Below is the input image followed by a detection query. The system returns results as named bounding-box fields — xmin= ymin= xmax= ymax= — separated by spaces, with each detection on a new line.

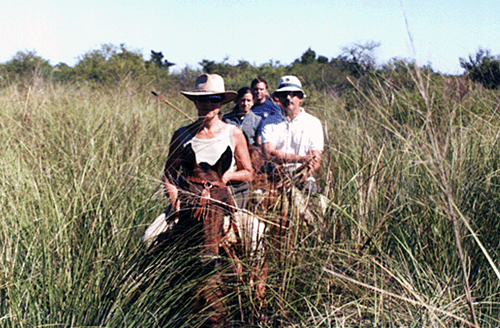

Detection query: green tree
xmin=0 ymin=50 xmax=52 ymax=83
xmin=199 ymin=59 xmax=217 ymax=74
xmin=73 ymin=43 xmax=118 ymax=84
xmin=52 ymin=62 xmax=75 ymax=82
xmin=300 ymin=48 xmax=317 ymax=65
xmin=317 ymin=55 xmax=329 ymax=64
xmin=341 ymin=41 xmax=380 ymax=71
xmin=460 ymin=48 xmax=500 ymax=89
xmin=149 ymin=50 xmax=175 ymax=71
xmin=73 ymin=43 xmax=149 ymax=86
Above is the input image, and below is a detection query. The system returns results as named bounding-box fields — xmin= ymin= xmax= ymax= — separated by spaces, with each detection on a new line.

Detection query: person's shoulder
xmin=229 ymin=122 xmax=246 ymax=139
xmin=222 ymin=109 xmax=237 ymax=120
xmin=245 ymin=110 xmax=261 ymax=123
xmin=172 ymin=125 xmax=188 ymax=136
xmin=260 ymin=118 xmax=280 ymax=129
xmin=300 ymin=108 xmax=322 ymax=123
xmin=169 ymin=125 xmax=192 ymax=149
xmin=253 ymin=99 xmax=280 ymax=111
xmin=251 ymin=102 xmax=265 ymax=113
xmin=174 ymin=123 xmax=199 ymax=140
xmin=259 ymin=99 xmax=281 ymax=114
xmin=224 ymin=121 xmax=237 ymax=131
xmin=265 ymin=99 xmax=281 ymax=109
xmin=261 ymin=117 xmax=284 ymax=133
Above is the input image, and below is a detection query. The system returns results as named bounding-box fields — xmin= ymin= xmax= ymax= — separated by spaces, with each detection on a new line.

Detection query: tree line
xmin=1 ymin=42 xmax=500 ymax=92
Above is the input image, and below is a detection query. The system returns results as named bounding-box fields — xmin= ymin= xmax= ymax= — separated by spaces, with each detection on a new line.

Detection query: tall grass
xmin=1 ymin=71 xmax=500 ymax=327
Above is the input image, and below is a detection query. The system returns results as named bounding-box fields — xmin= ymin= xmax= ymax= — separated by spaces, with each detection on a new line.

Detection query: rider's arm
xmin=262 ymin=142 xmax=315 ymax=165
xmin=163 ymin=132 xmax=183 ymax=212
xmin=221 ymin=127 xmax=254 ymax=184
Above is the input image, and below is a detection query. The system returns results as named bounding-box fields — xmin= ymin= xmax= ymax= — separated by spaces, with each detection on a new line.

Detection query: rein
xmin=186 ymin=175 xmax=242 ymax=279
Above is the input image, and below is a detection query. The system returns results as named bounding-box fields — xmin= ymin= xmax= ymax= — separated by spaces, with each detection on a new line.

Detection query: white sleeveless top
xmin=182 ymin=124 xmax=236 ymax=171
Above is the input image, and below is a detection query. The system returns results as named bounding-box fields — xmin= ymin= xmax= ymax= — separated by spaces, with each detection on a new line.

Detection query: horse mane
xmin=248 ymin=144 xmax=265 ymax=175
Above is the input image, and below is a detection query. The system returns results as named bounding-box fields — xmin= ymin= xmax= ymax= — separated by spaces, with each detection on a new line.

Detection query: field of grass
xmin=1 ymin=70 xmax=500 ymax=327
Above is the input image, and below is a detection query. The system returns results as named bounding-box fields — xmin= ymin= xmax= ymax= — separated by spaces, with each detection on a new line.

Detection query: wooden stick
xmin=151 ymin=91 xmax=195 ymax=122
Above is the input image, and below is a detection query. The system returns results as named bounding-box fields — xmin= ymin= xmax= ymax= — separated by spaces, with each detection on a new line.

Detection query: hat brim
xmin=181 ymin=91 xmax=237 ymax=105
xmin=275 ymin=86 xmax=306 ymax=98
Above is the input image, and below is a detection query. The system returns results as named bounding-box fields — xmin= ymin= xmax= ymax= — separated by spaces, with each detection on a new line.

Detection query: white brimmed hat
xmin=275 ymin=75 xmax=306 ymax=97
xmin=181 ymin=73 xmax=237 ymax=105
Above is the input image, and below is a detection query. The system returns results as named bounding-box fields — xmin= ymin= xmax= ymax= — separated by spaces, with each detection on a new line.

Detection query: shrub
xmin=460 ymin=48 xmax=500 ymax=89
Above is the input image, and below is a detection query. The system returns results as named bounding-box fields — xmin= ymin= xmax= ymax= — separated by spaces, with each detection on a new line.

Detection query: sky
xmin=1 ymin=0 xmax=499 ymax=75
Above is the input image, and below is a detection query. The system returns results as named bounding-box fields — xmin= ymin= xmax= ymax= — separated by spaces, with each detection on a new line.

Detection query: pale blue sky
xmin=2 ymin=0 xmax=499 ymax=75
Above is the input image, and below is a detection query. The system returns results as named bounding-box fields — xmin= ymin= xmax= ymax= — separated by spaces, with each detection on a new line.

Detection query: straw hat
xmin=181 ymin=74 xmax=237 ymax=105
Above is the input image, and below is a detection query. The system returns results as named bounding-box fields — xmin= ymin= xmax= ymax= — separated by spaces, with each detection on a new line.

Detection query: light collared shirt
xmin=261 ymin=107 xmax=323 ymax=171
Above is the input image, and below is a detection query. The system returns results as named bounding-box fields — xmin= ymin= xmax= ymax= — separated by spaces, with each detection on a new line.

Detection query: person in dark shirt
xmin=222 ymin=86 xmax=262 ymax=208
xmin=251 ymin=78 xmax=284 ymax=142
xmin=222 ymin=87 xmax=262 ymax=146
xmin=251 ymin=78 xmax=283 ymax=121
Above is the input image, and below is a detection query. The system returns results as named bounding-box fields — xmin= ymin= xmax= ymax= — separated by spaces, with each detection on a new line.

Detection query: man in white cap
xmin=261 ymin=75 xmax=323 ymax=192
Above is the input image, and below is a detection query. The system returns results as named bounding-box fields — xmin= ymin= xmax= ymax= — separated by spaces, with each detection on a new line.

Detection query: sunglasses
xmin=275 ymin=91 xmax=303 ymax=99
xmin=196 ymin=95 xmax=224 ymax=104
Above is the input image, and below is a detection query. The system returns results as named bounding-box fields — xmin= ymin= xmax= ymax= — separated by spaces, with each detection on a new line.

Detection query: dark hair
xmin=233 ymin=87 xmax=254 ymax=111
xmin=235 ymin=87 xmax=253 ymax=102
xmin=251 ymin=78 xmax=268 ymax=90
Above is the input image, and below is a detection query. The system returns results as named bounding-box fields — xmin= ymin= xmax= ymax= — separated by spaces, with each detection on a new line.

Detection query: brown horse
xmin=153 ymin=143 xmax=241 ymax=328
xmin=248 ymin=151 xmax=329 ymax=319
xmin=246 ymin=145 xmax=322 ymax=320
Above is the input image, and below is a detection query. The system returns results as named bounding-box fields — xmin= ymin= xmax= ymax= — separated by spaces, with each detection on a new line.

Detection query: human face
xmin=238 ymin=92 xmax=254 ymax=114
xmin=196 ymin=95 xmax=224 ymax=104
xmin=252 ymin=82 xmax=268 ymax=104
xmin=276 ymin=91 xmax=303 ymax=117
xmin=194 ymin=96 xmax=222 ymax=119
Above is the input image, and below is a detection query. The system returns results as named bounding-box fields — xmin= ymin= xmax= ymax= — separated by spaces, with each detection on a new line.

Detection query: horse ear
xmin=211 ymin=146 xmax=233 ymax=178
xmin=182 ymin=143 xmax=196 ymax=172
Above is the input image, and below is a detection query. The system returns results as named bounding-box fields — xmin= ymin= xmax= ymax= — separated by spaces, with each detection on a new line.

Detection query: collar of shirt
xmin=285 ymin=107 xmax=304 ymax=123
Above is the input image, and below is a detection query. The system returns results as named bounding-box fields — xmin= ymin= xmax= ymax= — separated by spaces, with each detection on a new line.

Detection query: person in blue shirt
xmin=251 ymin=78 xmax=283 ymax=121
xmin=222 ymin=86 xmax=262 ymax=208
xmin=251 ymin=78 xmax=284 ymax=143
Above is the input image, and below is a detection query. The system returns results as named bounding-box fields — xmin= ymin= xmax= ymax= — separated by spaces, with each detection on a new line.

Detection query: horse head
xmin=181 ymin=143 xmax=232 ymax=181
xmin=180 ymin=143 xmax=235 ymax=259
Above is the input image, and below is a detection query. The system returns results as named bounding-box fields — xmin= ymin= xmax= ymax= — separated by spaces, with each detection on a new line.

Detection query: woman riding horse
xmin=143 ymin=74 xmax=253 ymax=327
xmin=166 ymin=74 xmax=253 ymax=216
